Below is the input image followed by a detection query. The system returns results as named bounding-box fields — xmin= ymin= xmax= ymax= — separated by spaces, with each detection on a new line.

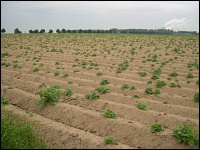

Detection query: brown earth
xmin=1 ymin=33 xmax=199 ymax=149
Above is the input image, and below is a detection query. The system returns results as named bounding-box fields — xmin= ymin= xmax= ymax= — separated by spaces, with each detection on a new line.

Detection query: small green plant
xmin=138 ymin=72 xmax=147 ymax=77
xmin=169 ymin=72 xmax=178 ymax=77
xmin=1 ymin=97 xmax=9 ymax=105
xmin=137 ymin=102 xmax=149 ymax=110
xmin=33 ymin=68 xmax=39 ymax=72
xmin=38 ymin=83 xmax=46 ymax=88
xmin=36 ymin=86 xmax=62 ymax=107
xmin=194 ymin=92 xmax=199 ymax=102
xmin=85 ymin=92 xmax=100 ymax=100
xmin=156 ymin=80 xmax=166 ymax=88
xmin=102 ymin=110 xmax=117 ymax=118
xmin=154 ymin=89 xmax=161 ymax=96
xmin=63 ymin=73 xmax=69 ymax=78
xmin=96 ymin=72 xmax=103 ymax=76
xmin=104 ymin=136 xmax=117 ymax=144
xmin=73 ymin=69 xmax=79 ymax=72
xmin=169 ymin=83 xmax=177 ymax=87
xmin=121 ymin=84 xmax=129 ymax=90
xmin=63 ymin=88 xmax=73 ymax=96
xmin=55 ymin=61 xmax=60 ymax=65
xmin=100 ymin=79 xmax=109 ymax=85
xmin=151 ymin=74 xmax=159 ymax=80
xmin=163 ymin=100 xmax=169 ymax=104
xmin=68 ymin=81 xmax=73 ymax=84
xmin=96 ymin=86 xmax=110 ymax=94
xmin=172 ymin=125 xmax=199 ymax=147
xmin=151 ymin=123 xmax=165 ymax=133
xmin=145 ymin=87 xmax=154 ymax=94
xmin=186 ymin=74 xmax=194 ymax=78
xmin=130 ymin=86 xmax=136 ymax=90
xmin=133 ymin=95 xmax=140 ymax=98
xmin=82 ymin=60 xmax=87 ymax=65
xmin=147 ymin=80 xmax=152 ymax=84
xmin=54 ymin=71 xmax=60 ymax=76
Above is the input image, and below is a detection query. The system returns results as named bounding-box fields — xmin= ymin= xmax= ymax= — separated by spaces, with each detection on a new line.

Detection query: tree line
xmin=1 ymin=28 xmax=199 ymax=35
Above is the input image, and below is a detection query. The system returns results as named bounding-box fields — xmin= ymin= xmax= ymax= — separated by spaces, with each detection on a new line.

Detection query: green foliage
xmin=151 ymin=123 xmax=165 ymax=133
xmin=38 ymin=83 xmax=46 ymax=88
xmin=102 ymin=110 xmax=117 ymax=118
xmin=63 ymin=88 xmax=73 ymax=96
xmin=138 ymin=72 xmax=147 ymax=77
xmin=33 ymin=68 xmax=39 ymax=72
xmin=187 ymin=61 xmax=199 ymax=70
xmin=186 ymin=74 xmax=194 ymax=78
xmin=133 ymin=95 xmax=140 ymax=98
xmin=145 ymin=87 xmax=154 ymax=94
xmin=36 ymin=86 xmax=62 ymax=107
xmin=55 ymin=61 xmax=60 ymax=65
xmin=194 ymin=92 xmax=199 ymax=102
xmin=169 ymin=71 xmax=178 ymax=77
xmin=1 ymin=109 xmax=47 ymax=149
xmin=117 ymin=60 xmax=129 ymax=73
xmin=172 ymin=125 xmax=199 ymax=147
xmin=151 ymin=74 xmax=159 ymax=80
xmin=63 ymin=73 xmax=69 ymax=78
xmin=153 ymin=68 xmax=161 ymax=75
xmin=96 ymin=86 xmax=110 ymax=94
xmin=137 ymin=102 xmax=149 ymax=110
xmin=82 ymin=60 xmax=87 ymax=65
xmin=1 ymin=52 xmax=11 ymax=58
xmin=1 ymin=97 xmax=9 ymax=105
xmin=130 ymin=86 xmax=136 ymax=90
xmin=85 ymin=92 xmax=100 ymax=100
xmin=130 ymin=48 xmax=136 ymax=55
xmin=121 ymin=84 xmax=129 ymax=90
xmin=163 ymin=100 xmax=169 ymax=104
xmin=154 ymin=89 xmax=161 ymax=96
xmin=104 ymin=136 xmax=117 ymax=144
xmin=96 ymin=72 xmax=103 ymax=76
xmin=147 ymin=80 xmax=152 ymax=84
xmin=156 ymin=80 xmax=166 ymax=88
xmin=1 ymin=61 xmax=11 ymax=67
xmin=100 ymin=79 xmax=109 ymax=85
xmin=54 ymin=71 xmax=60 ymax=76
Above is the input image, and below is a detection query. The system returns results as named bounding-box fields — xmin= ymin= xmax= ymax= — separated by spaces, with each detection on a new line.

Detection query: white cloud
xmin=164 ymin=18 xmax=191 ymax=31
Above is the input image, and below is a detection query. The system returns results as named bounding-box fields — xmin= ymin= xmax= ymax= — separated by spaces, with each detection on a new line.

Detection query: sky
xmin=1 ymin=1 xmax=199 ymax=33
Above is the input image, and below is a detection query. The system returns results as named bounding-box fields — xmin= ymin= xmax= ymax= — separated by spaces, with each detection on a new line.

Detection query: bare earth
xmin=1 ymin=33 xmax=199 ymax=149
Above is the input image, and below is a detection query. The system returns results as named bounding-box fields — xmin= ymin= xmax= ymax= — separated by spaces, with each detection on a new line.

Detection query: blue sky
xmin=1 ymin=1 xmax=199 ymax=33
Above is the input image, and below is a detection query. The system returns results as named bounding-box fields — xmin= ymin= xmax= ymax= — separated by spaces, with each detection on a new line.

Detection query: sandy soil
xmin=1 ymin=33 xmax=199 ymax=149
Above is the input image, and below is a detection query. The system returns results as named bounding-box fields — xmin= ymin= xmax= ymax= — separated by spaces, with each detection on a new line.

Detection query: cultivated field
xmin=1 ymin=33 xmax=199 ymax=148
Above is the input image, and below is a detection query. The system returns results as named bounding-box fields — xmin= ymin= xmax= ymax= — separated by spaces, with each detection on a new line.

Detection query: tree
xmin=72 ymin=30 xmax=77 ymax=33
xmin=39 ymin=29 xmax=45 ymax=33
xmin=29 ymin=30 xmax=33 ymax=33
xmin=1 ymin=28 xmax=6 ymax=33
xmin=33 ymin=29 xmax=39 ymax=33
xmin=56 ymin=29 xmax=61 ymax=33
xmin=78 ymin=29 xmax=83 ymax=33
xmin=48 ymin=29 xmax=53 ymax=33
xmin=14 ymin=28 xmax=22 ymax=34
xmin=61 ymin=29 xmax=66 ymax=33
xmin=67 ymin=29 xmax=71 ymax=33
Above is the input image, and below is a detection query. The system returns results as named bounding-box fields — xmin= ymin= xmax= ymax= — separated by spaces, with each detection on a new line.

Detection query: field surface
xmin=1 ymin=33 xmax=199 ymax=149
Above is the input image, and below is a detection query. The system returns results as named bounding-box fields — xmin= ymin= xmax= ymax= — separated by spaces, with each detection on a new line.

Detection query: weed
xmin=147 ymin=80 xmax=152 ymax=84
xmin=38 ymin=83 xmax=46 ymax=88
xmin=130 ymin=86 xmax=136 ymax=90
xmin=151 ymin=74 xmax=159 ymax=80
xmin=63 ymin=88 xmax=73 ymax=96
xmin=100 ymin=80 xmax=109 ymax=85
xmin=151 ymin=123 xmax=165 ymax=133
xmin=102 ymin=110 xmax=117 ymax=118
xmin=85 ymin=92 xmax=100 ymax=100
xmin=54 ymin=71 xmax=60 ymax=76
xmin=138 ymin=72 xmax=147 ymax=77
xmin=33 ymin=68 xmax=39 ymax=72
xmin=170 ymin=83 xmax=177 ymax=87
xmin=96 ymin=72 xmax=103 ymax=76
xmin=133 ymin=95 xmax=140 ymax=98
xmin=36 ymin=86 xmax=62 ymax=107
xmin=96 ymin=86 xmax=110 ymax=94
xmin=194 ymin=92 xmax=199 ymax=102
xmin=156 ymin=80 xmax=166 ymax=88
xmin=63 ymin=73 xmax=69 ymax=78
xmin=172 ymin=125 xmax=199 ymax=147
xmin=1 ymin=97 xmax=9 ymax=105
xmin=121 ymin=84 xmax=129 ymax=90
xmin=145 ymin=87 xmax=154 ymax=94
xmin=55 ymin=61 xmax=60 ymax=65
xmin=163 ymin=100 xmax=169 ymax=104
xmin=68 ymin=81 xmax=73 ymax=84
xmin=187 ymin=74 xmax=194 ymax=78
xmin=154 ymin=89 xmax=161 ymax=96
xmin=169 ymin=72 xmax=178 ymax=77
xmin=137 ymin=102 xmax=149 ymax=110
xmin=104 ymin=136 xmax=117 ymax=144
